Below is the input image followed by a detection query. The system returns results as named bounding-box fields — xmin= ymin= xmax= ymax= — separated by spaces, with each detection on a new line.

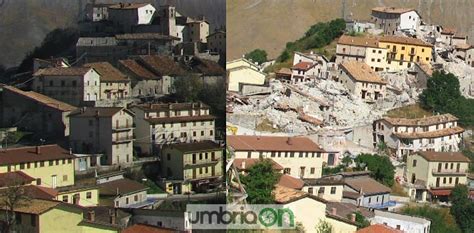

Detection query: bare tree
xmin=0 ymin=176 xmax=31 ymax=233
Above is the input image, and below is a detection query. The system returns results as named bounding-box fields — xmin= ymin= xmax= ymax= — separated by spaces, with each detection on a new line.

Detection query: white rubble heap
xmin=438 ymin=55 xmax=474 ymax=98
xmin=228 ymin=75 xmax=420 ymax=134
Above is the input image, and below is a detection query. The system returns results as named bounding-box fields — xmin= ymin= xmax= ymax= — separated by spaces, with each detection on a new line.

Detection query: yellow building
xmin=160 ymin=141 xmax=223 ymax=194
xmin=226 ymin=58 xmax=266 ymax=92
xmin=56 ymin=185 xmax=100 ymax=207
xmin=0 ymin=145 xmax=75 ymax=188
xmin=406 ymin=151 xmax=470 ymax=202
xmin=0 ymin=198 xmax=120 ymax=233
xmin=378 ymin=36 xmax=433 ymax=72
xmin=274 ymin=185 xmax=358 ymax=233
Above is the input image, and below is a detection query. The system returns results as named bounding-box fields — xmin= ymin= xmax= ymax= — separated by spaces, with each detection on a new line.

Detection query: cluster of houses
xmin=225 ymin=5 xmax=473 ymax=233
xmin=0 ymin=1 xmax=226 ymax=232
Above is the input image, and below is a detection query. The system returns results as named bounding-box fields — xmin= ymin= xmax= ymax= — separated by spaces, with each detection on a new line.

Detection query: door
xmin=52 ymin=175 xmax=57 ymax=188
xmin=328 ymin=154 xmax=335 ymax=166
xmin=79 ymin=158 xmax=87 ymax=171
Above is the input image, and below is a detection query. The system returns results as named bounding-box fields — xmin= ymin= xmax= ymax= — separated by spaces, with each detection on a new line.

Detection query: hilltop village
xmin=227 ymin=6 xmax=474 ymax=233
xmin=0 ymin=1 xmax=225 ymax=232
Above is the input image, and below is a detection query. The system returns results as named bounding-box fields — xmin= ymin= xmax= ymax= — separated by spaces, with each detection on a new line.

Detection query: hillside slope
xmin=227 ymin=0 xmax=474 ymax=60
xmin=0 ymin=0 xmax=225 ymax=68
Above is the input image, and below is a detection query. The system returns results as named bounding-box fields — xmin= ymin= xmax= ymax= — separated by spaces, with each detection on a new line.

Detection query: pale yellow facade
xmin=378 ymin=41 xmax=432 ymax=72
xmin=100 ymin=81 xmax=131 ymax=100
xmin=302 ymin=184 xmax=344 ymax=202
xmin=57 ymin=187 xmax=100 ymax=207
xmin=406 ymin=153 xmax=469 ymax=189
xmin=227 ymin=66 xmax=266 ymax=92
xmin=0 ymin=159 xmax=75 ymax=188
xmin=364 ymin=47 xmax=388 ymax=71
xmin=283 ymin=197 xmax=357 ymax=233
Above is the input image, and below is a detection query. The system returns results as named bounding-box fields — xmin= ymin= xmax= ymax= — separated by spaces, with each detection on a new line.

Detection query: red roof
xmin=227 ymin=135 xmax=325 ymax=152
xmin=233 ymin=158 xmax=283 ymax=171
xmin=356 ymin=224 xmax=403 ymax=233
xmin=0 ymin=171 xmax=35 ymax=187
xmin=278 ymin=174 xmax=305 ymax=190
xmin=23 ymin=185 xmax=58 ymax=200
xmin=291 ymin=62 xmax=316 ymax=71
xmin=0 ymin=144 xmax=75 ymax=165
xmin=122 ymin=224 xmax=180 ymax=233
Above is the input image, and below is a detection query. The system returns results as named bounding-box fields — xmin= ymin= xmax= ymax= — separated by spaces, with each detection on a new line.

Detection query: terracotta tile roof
xmin=278 ymin=174 xmax=305 ymax=190
xmin=98 ymin=178 xmax=148 ymax=196
xmin=115 ymin=33 xmax=179 ymax=41
xmin=356 ymin=224 xmax=403 ymax=233
xmin=273 ymin=184 xmax=326 ymax=204
xmin=145 ymin=115 xmax=216 ymax=124
xmin=69 ymin=107 xmax=130 ymax=118
xmin=341 ymin=61 xmax=387 ymax=84
xmin=379 ymin=36 xmax=432 ymax=47
xmin=343 ymin=191 xmax=361 ymax=199
xmin=163 ymin=141 xmax=222 ymax=153
xmin=188 ymin=58 xmax=225 ymax=76
xmin=417 ymin=151 xmax=470 ymax=162
xmin=393 ymin=126 xmax=464 ymax=139
xmin=109 ymin=3 xmax=150 ymax=9
xmin=372 ymin=7 xmax=414 ymax=14
xmin=135 ymin=102 xmax=210 ymax=112
xmin=0 ymin=171 xmax=35 ymax=187
xmin=1 ymin=85 xmax=76 ymax=111
xmin=344 ymin=177 xmax=391 ymax=195
xmin=276 ymin=68 xmax=292 ymax=75
xmin=291 ymin=62 xmax=316 ymax=71
xmin=84 ymin=206 xmax=131 ymax=226
xmin=122 ymin=224 xmax=180 ymax=233
xmin=0 ymin=198 xmax=61 ymax=215
xmin=118 ymin=59 xmax=157 ymax=80
xmin=326 ymin=202 xmax=374 ymax=219
xmin=455 ymin=43 xmax=471 ymax=50
xmin=227 ymin=135 xmax=325 ymax=152
xmin=233 ymin=158 xmax=284 ymax=171
xmin=0 ymin=144 xmax=75 ymax=165
xmin=441 ymin=27 xmax=457 ymax=35
xmin=381 ymin=113 xmax=458 ymax=126
xmin=337 ymin=35 xmax=379 ymax=48
xmin=33 ymin=67 xmax=92 ymax=76
xmin=22 ymin=185 xmax=58 ymax=200
xmin=139 ymin=55 xmax=187 ymax=76
xmin=83 ymin=62 xmax=129 ymax=82
xmin=303 ymin=177 xmax=345 ymax=186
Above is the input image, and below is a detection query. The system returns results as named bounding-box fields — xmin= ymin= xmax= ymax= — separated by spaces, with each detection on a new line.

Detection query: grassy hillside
xmin=227 ymin=0 xmax=474 ymax=60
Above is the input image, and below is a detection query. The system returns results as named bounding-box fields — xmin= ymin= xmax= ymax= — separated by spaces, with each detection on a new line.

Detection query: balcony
xmin=431 ymin=168 xmax=468 ymax=176
xmin=112 ymin=136 xmax=134 ymax=144
xmin=184 ymin=159 xmax=220 ymax=169
xmin=112 ymin=124 xmax=135 ymax=132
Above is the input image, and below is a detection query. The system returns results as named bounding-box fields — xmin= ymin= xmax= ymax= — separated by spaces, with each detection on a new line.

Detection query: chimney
xmin=350 ymin=213 xmax=356 ymax=222
xmin=88 ymin=210 xmax=95 ymax=222
xmin=109 ymin=209 xmax=116 ymax=225
xmin=331 ymin=207 xmax=337 ymax=215
xmin=36 ymin=146 xmax=41 ymax=154
xmin=242 ymin=161 xmax=246 ymax=170
xmin=287 ymin=137 xmax=292 ymax=145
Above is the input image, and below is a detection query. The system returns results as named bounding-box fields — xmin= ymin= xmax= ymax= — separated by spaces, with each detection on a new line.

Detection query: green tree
xmin=352 ymin=211 xmax=370 ymax=228
xmin=419 ymin=71 xmax=474 ymax=126
xmin=341 ymin=156 xmax=353 ymax=167
xmin=450 ymin=185 xmax=474 ymax=233
xmin=315 ymin=219 xmax=332 ymax=233
xmin=354 ymin=154 xmax=395 ymax=187
xmin=402 ymin=205 xmax=462 ymax=233
xmin=245 ymin=49 xmax=268 ymax=65
xmin=240 ymin=159 xmax=280 ymax=204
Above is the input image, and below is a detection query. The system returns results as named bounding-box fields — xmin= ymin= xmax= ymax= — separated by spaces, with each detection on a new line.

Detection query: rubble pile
xmin=438 ymin=56 xmax=474 ymax=98
xmin=230 ymin=78 xmax=405 ymax=134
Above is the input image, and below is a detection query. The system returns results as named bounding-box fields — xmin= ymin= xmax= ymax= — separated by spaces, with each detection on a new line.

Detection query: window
xmin=86 ymin=192 xmax=92 ymax=199
xmin=412 ymin=159 xmax=417 ymax=167
xmin=36 ymin=178 xmax=41 ymax=185
xmin=310 ymin=167 xmax=315 ymax=174
xmin=68 ymin=159 xmax=72 ymax=164
xmin=134 ymin=195 xmax=138 ymax=202
xmin=31 ymin=215 xmax=36 ymax=227
xmin=283 ymin=168 xmax=291 ymax=174
xmin=308 ymin=188 xmax=314 ymax=194
xmin=210 ymin=130 xmax=213 ymax=136
xmin=63 ymin=175 xmax=68 ymax=182
xmin=61 ymin=80 xmax=65 ymax=87
xmin=40 ymin=161 xmax=45 ymax=167
xmin=330 ymin=187 xmax=336 ymax=194
xmin=62 ymin=195 xmax=68 ymax=202
xmin=126 ymin=197 xmax=129 ymax=205
xmin=49 ymin=160 xmax=53 ymax=166
xmin=19 ymin=163 xmax=25 ymax=170
xmin=201 ymin=131 xmax=204 ymax=136
xmin=181 ymin=122 xmax=186 ymax=127
xmin=16 ymin=213 xmax=22 ymax=224
xmin=167 ymin=154 xmax=171 ymax=161
xmin=318 ymin=187 xmax=325 ymax=194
